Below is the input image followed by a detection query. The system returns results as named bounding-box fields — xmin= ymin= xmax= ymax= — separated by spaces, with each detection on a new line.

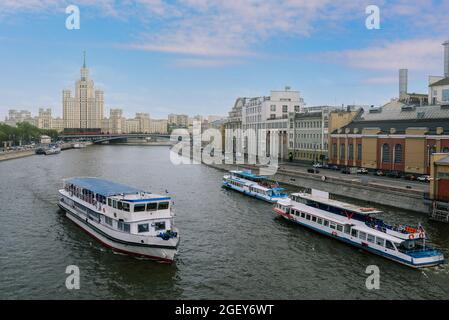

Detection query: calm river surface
xmin=1 ymin=145 xmax=449 ymax=299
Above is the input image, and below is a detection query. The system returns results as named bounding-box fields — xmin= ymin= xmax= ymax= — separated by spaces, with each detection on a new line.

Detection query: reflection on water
xmin=0 ymin=145 xmax=448 ymax=299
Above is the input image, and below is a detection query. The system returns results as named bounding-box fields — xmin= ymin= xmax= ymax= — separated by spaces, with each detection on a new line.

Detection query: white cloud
xmin=325 ymin=38 xmax=444 ymax=72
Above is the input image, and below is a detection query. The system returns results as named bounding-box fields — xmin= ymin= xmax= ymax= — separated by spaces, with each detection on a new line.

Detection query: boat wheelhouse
xmin=58 ymin=177 xmax=179 ymax=263
xmin=274 ymin=196 xmax=444 ymax=268
xmin=222 ymin=170 xmax=288 ymax=203
xmin=291 ymin=189 xmax=427 ymax=241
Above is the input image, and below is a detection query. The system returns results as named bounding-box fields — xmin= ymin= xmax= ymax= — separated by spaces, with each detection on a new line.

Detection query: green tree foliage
xmin=0 ymin=122 xmax=58 ymax=145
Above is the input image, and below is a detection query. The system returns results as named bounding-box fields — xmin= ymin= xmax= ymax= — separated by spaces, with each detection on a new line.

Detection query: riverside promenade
xmin=206 ymin=162 xmax=430 ymax=214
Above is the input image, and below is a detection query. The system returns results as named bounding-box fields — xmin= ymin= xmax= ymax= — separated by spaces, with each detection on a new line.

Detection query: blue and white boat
xmin=274 ymin=190 xmax=445 ymax=268
xmin=222 ymin=170 xmax=288 ymax=203
xmin=58 ymin=177 xmax=179 ymax=263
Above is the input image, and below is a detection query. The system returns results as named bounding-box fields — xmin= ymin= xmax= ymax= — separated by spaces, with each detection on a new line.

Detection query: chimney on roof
xmin=443 ymin=40 xmax=449 ymax=78
xmin=399 ymin=69 xmax=408 ymax=99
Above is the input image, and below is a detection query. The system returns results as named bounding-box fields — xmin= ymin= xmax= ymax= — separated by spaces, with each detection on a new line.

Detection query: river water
xmin=1 ymin=145 xmax=449 ymax=299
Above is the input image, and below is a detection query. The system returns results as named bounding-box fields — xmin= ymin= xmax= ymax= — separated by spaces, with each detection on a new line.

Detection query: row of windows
xmin=107 ymin=198 xmax=169 ymax=213
xmin=137 ymin=221 xmax=165 ymax=233
xmin=286 ymin=207 xmax=396 ymax=250
xmin=333 ymin=143 xmax=363 ymax=161
xmin=227 ymin=179 xmax=244 ymax=188
xmin=294 ymin=120 xmax=322 ymax=129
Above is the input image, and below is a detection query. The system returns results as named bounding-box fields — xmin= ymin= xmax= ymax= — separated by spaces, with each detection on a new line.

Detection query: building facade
xmin=63 ymin=54 xmax=104 ymax=129
xmin=241 ymin=88 xmax=305 ymax=159
xmin=329 ymin=101 xmax=449 ymax=174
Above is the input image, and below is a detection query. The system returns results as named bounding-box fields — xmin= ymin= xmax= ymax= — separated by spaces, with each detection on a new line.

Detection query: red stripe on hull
xmin=67 ymin=213 xmax=174 ymax=264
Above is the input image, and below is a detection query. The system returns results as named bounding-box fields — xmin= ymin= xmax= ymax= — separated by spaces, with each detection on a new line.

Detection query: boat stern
xmin=408 ymin=249 xmax=445 ymax=268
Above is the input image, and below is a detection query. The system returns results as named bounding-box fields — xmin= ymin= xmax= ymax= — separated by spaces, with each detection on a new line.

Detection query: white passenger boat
xmin=45 ymin=145 xmax=61 ymax=155
xmin=73 ymin=143 xmax=86 ymax=149
xmin=222 ymin=170 xmax=288 ymax=203
xmin=58 ymin=177 xmax=179 ymax=263
xmin=274 ymin=190 xmax=445 ymax=268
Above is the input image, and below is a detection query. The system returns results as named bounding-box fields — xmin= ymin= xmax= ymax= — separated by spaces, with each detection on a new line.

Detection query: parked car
xmin=404 ymin=174 xmax=417 ymax=181
xmin=307 ymin=168 xmax=320 ymax=174
xmin=417 ymin=175 xmax=431 ymax=183
xmin=357 ymin=168 xmax=369 ymax=174
xmin=374 ymin=170 xmax=385 ymax=176
xmin=313 ymin=163 xmax=323 ymax=168
xmin=341 ymin=167 xmax=351 ymax=174
xmin=386 ymin=171 xmax=402 ymax=178
xmin=330 ymin=165 xmax=339 ymax=171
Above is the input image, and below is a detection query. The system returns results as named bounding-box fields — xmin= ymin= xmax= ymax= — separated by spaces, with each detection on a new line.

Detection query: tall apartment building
xmin=149 ymin=119 xmax=168 ymax=134
xmin=37 ymin=108 xmax=52 ymax=129
xmin=63 ymin=53 xmax=104 ymax=129
xmin=168 ymin=114 xmax=188 ymax=127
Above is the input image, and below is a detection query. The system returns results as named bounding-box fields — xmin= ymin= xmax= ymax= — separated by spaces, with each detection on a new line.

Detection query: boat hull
xmin=275 ymin=208 xmax=444 ymax=268
xmin=58 ymin=201 xmax=177 ymax=263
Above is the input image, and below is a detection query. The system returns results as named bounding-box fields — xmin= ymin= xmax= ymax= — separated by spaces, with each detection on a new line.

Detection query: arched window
xmin=382 ymin=144 xmax=390 ymax=163
xmin=394 ymin=144 xmax=403 ymax=163
xmin=340 ymin=144 xmax=345 ymax=160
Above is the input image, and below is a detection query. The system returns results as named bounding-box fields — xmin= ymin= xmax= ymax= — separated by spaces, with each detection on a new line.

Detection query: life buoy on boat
xmin=409 ymin=234 xmax=415 ymax=240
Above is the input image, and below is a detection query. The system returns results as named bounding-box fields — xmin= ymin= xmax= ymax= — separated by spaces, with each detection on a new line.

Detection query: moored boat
xmin=45 ymin=144 xmax=61 ymax=155
xmin=222 ymin=170 xmax=288 ymax=203
xmin=274 ymin=190 xmax=445 ymax=268
xmin=58 ymin=177 xmax=179 ymax=263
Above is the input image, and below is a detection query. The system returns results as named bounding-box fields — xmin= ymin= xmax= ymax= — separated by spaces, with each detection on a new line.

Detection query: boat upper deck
xmin=230 ymin=170 xmax=267 ymax=181
xmin=291 ymin=191 xmax=383 ymax=215
xmin=64 ymin=177 xmax=170 ymax=202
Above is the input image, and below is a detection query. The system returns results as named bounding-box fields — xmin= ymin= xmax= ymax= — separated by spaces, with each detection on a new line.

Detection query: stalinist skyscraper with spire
xmin=63 ymin=52 xmax=104 ymax=129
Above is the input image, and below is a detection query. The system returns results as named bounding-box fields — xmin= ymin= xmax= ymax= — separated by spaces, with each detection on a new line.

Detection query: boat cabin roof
xmin=230 ymin=170 xmax=266 ymax=181
xmin=64 ymin=177 xmax=169 ymax=202
xmin=291 ymin=192 xmax=383 ymax=215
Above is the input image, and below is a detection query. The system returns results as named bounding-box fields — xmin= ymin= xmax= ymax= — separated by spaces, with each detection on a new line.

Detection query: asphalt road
xmin=278 ymin=161 xmax=429 ymax=193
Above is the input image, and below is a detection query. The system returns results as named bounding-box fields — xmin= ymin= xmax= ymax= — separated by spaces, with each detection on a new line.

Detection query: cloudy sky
xmin=0 ymin=0 xmax=448 ymax=119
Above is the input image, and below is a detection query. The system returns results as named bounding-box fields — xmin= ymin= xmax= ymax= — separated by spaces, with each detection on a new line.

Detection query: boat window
xmin=117 ymin=221 xmax=130 ymax=233
xmin=306 ymin=214 xmax=311 ymax=220
xmin=108 ymin=198 xmax=112 ymax=206
xmin=158 ymin=202 xmax=169 ymax=210
xmin=117 ymin=202 xmax=123 ymax=210
xmin=386 ymin=240 xmax=395 ymax=250
xmin=336 ymin=224 xmax=343 ymax=232
xmin=351 ymin=229 xmax=358 ymax=237
xmin=113 ymin=200 xmax=117 ymax=209
xmin=154 ymin=221 xmax=166 ymax=231
xmin=344 ymin=225 xmax=351 ymax=234
xmin=134 ymin=204 xmax=146 ymax=212
xmin=301 ymin=212 xmax=305 ymax=218
xmin=147 ymin=202 xmax=157 ymax=211
xmin=138 ymin=223 xmax=149 ymax=233
xmin=376 ymin=237 xmax=385 ymax=247
xmin=323 ymin=220 xmax=329 ymax=227
xmin=105 ymin=216 xmax=113 ymax=226
xmin=317 ymin=218 xmax=323 ymax=225
xmin=367 ymin=234 xmax=375 ymax=243
xmin=311 ymin=216 xmax=317 ymax=223
xmin=330 ymin=222 xmax=336 ymax=229
xmin=359 ymin=231 xmax=367 ymax=241
xmin=122 ymin=202 xmax=130 ymax=212
xmin=124 ymin=223 xmax=130 ymax=233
